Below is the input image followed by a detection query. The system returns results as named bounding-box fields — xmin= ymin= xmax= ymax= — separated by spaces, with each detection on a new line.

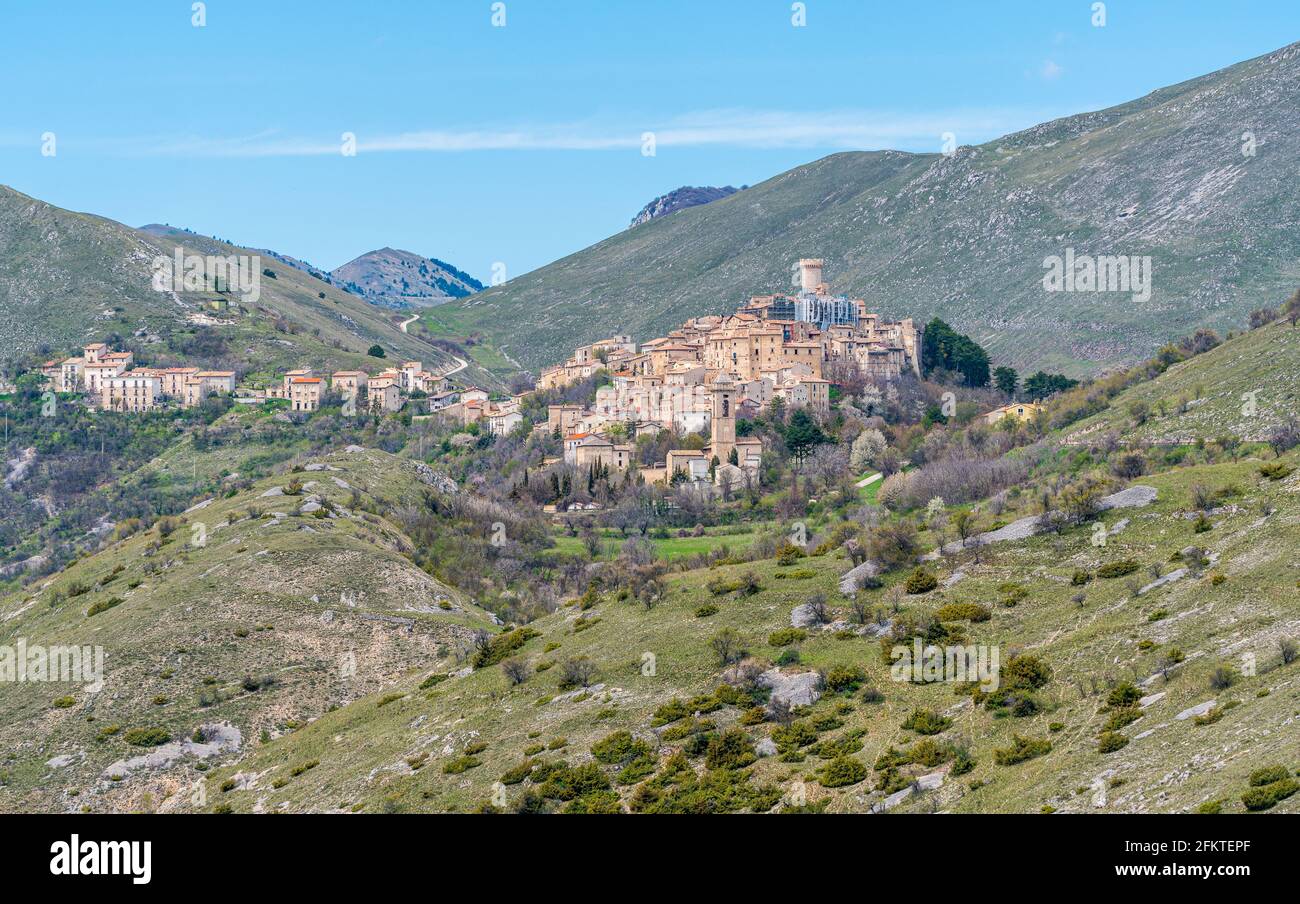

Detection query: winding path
xmin=399 ymin=313 xmax=420 ymax=333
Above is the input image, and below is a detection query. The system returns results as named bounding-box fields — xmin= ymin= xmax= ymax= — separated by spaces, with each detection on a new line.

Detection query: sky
xmin=2 ymin=1 xmax=1298 ymax=281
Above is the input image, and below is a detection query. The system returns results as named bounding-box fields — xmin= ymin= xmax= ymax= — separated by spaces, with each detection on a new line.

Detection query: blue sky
xmin=3 ymin=1 xmax=1297 ymax=280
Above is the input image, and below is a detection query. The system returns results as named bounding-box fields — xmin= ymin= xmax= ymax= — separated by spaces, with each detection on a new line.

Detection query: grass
xmin=0 ymin=447 xmax=497 ymax=811
xmin=192 ymin=447 xmax=1300 ymax=814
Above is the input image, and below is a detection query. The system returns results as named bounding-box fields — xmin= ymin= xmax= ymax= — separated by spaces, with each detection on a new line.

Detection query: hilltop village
xmin=534 ymin=259 xmax=922 ymax=485
xmin=27 ymin=259 xmax=961 ymax=489
xmin=22 ymin=258 xmax=1058 ymax=493
xmin=35 ymin=343 xmax=517 ymax=430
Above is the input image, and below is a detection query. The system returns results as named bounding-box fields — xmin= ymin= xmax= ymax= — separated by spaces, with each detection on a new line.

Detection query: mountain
xmin=331 ymin=248 xmax=483 ymax=309
xmin=430 ymin=42 xmax=1300 ymax=377
xmin=629 ymin=185 xmax=740 ymax=228
xmin=0 ymin=188 xmax=484 ymax=381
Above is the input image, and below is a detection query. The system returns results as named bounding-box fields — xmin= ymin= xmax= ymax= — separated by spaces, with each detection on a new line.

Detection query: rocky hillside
xmin=629 ymin=186 xmax=740 ymax=228
xmin=189 ymin=449 xmax=1300 ymax=814
xmin=0 ymin=189 xmax=462 ymax=377
xmin=0 ymin=447 xmax=498 ymax=813
xmin=332 ymin=248 xmax=483 ymax=309
xmin=432 ymin=42 xmax=1300 ymax=376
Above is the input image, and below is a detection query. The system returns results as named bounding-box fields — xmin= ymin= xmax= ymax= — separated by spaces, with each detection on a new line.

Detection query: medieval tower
xmin=710 ymin=372 xmax=736 ymax=465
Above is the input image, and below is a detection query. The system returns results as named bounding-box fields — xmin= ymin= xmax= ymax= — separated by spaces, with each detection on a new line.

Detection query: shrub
xmin=86 ymin=597 xmax=124 ymax=617
xmin=818 ymin=756 xmax=868 ymax=788
xmin=768 ymin=627 xmax=807 ymax=646
xmin=708 ymin=628 xmax=746 ymax=666
xmin=442 ymin=755 xmax=482 ymax=774
xmin=651 ymin=698 xmax=691 ymax=726
xmin=558 ymin=656 xmax=597 ymax=689
xmin=775 ymin=542 xmax=806 ymax=566
xmin=1209 ymin=665 xmax=1239 ymax=690
xmin=694 ymin=604 xmax=719 ymax=618
xmin=823 ymin=665 xmax=866 ymax=694
xmin=1258 ymin=461 xmax=1294 ymax=481
xmin=1097 ymin=731 xmax=1129 ymax=753
xmin=901 ymin=708 xmax=951 ymax=735
xmin=1241 ymin=778 xmax=1298 ymax=811
xmin=1097 ymin=560 xmax=1140 ymax=579
xmin=1103 ymin=706 xmax=1141 ymax=732
xmin=591 ymin=731 xmax=639 ymax=765
xmin=934 ymin=602 xmax=991 ymax=622
xmin=1071 ymin=569 xmax=1091 ymax=586
xmin=993 ymin=735 xmax=1052 ymax=766
xmin=52 ymin=696 xmax=76 ymax=709
xmin=1248 ymin=765 xmax=1290 ymax=786
xmin=123 ymin=727 xmax=169 ymax=747
xmin=472 ymin=627 xmax=540 ymax=669
xmin=1107 ymin=681 xmax=1141 ymax=708
xmin=904 ymin=567 xmax=938 ymax=594
xmin=1002 ymin=654 xmax=1053 ymax=691
xmin=705 ymin=729 xmax=757 ymax=770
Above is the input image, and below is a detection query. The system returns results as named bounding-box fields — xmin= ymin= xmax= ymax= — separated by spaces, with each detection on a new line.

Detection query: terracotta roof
xmin=291 ymin=377 xmax=323 ymax=384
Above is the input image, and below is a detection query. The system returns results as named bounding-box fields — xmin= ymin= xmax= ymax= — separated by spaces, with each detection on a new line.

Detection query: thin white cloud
xmin=125 ymin=108 xmax=1055 ymax=158
xmin=1040 ymin=59 xmax=1064 ymax=80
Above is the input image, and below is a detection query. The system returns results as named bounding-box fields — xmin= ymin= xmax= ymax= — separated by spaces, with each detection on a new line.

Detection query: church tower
xmin=710 ymin=373 xmax=736 ymax=466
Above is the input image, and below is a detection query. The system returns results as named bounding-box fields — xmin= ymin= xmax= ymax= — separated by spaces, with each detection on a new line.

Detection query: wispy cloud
xmin=125 ymin=108 xmax=1054 ymax=158
xmin=1040 ymin=59 xmax=1064 ymax=80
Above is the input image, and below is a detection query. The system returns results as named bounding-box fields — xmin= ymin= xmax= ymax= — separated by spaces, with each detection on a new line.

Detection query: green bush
xmin=442 ymin=755 xmax=482 ymax=774
xmin=993 ymin=735 xmax=1052 ymax=766
xmin=1107 ymin=681 xmax=1142 ymax=708
xmin=1097 ymin=559 xmax=1140 ymax=579
xmin=901 ymin=708 xmax=951 ymax=735
xmin=651 ymin=698 xmax=691 ymax=726
xmin=1097 ymin=731 xmax=1129 ymax=753
xmin=824 ymin=664 xmax=866 ymax=694
xmin=705 ymin=729 xmax=757 ymax=770
xmin=1002 ymin=654 xmax=1053 ymax=690
xmin=1241 ymin=778 xmax=1298 ymax=811
xmin=768 ymin=627 xmax=807 ymax=646
xmin=775 ymin=542 xmax=806 ymax=566
xmin=1248 ymin=765 xmax=1290 ymax=787
xmin=1070 ymin=569 xmax=1092 ymax=586
xmin=904 ymin=567 xmax=938 ymax=594
xmin=934 ymin=602 xmax=991 ymax=622
xmin=123 ymin=727 xmax=169 ymax=747
xmin=1103 ymin=706 xmax=1141 ymax=732
xmin=500 ymin=760 xmax=535 ymax=785
xmin=591 ymin=731 xmax=639 ymax=765
xmin=818 ymin=756 xmax=868 ymax=788
xmin=472 ymin=627 xmax=540 ymax=669
xmin=87 ymin=597 xmax=124 ymax=617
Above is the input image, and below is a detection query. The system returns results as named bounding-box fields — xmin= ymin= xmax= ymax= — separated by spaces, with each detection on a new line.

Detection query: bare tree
xmin=709 ymin=628 xmax=746 ymax=666
xmin=501 ymin=658 xmax=530 ymax=686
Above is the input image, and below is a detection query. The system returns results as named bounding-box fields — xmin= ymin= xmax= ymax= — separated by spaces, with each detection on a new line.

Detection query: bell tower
xmin=710 ymin=373 xmax=736 ymax=466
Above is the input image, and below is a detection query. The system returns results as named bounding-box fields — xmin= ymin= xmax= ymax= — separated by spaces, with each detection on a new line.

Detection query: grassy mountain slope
xmin=0 ymin=448 xmax=497 ymax=813
xmin=0 ymin=189 xmax=500 ymax=385
xmin=1064 ymin=321 xmax=1300 ymax=444
xmin=429 ymin=42 xmax=1300 ymax=377
xmin=191 ymin=453 xmax=1300 ymax=814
